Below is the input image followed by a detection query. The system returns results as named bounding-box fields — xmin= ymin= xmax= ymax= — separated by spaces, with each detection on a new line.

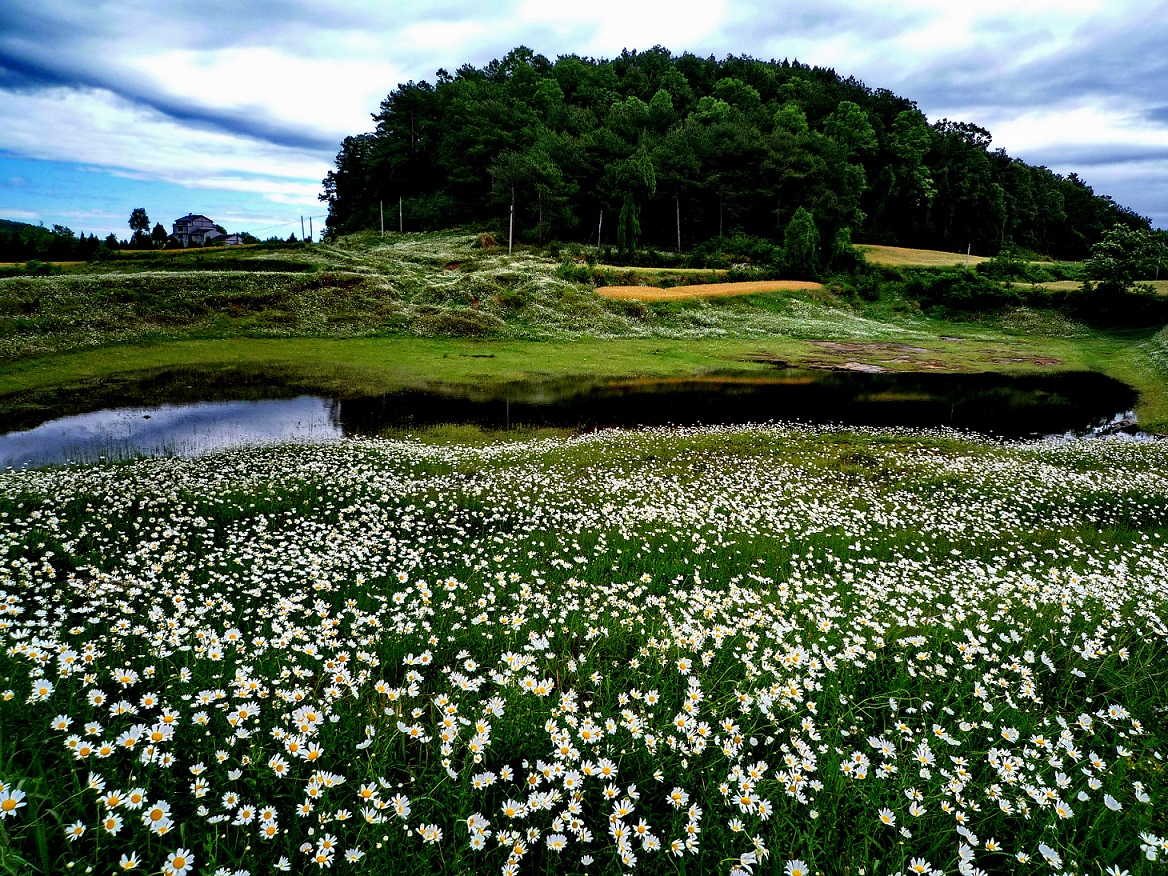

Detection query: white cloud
xmin=128 ymin=48 xmax=403 ymax=141
xmin=2 ymin=0 xmax=1165 ymax=227
xmin=982 ymin=102 xmax=1168 ymax=155
xmin=517 ymin=0 xmax=729 ymax=55
xmin=0 ymin=86 xmax=327 ymax=205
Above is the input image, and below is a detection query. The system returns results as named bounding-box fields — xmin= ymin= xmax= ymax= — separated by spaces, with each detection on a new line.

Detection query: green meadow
xmin=1 ymin=231 xmax=1167 ymax=430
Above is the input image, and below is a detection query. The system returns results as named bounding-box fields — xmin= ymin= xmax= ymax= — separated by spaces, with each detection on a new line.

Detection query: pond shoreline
xmin=0 ymin=363 xmax=1146 ymax=468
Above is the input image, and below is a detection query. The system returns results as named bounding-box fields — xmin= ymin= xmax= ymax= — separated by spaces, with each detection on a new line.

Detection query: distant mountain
xmin=322 ymin=46 xmax=1148 ymax=260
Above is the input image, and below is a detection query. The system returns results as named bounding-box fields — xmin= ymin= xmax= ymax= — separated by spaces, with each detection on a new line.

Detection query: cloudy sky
xmin=1 ymin=0 xmax=1165 ymax=240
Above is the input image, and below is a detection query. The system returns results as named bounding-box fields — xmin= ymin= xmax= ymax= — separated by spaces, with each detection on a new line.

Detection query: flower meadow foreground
xmin=0 ymin=424 xmax=1166 ymax=876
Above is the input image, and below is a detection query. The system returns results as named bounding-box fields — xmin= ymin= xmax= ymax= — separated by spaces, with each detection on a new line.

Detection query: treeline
xmin=0 ymin=219 xmax=279 ymax=267
xmin=0 ymin=220 xmax=116 ymax=263
xmin=321 ymin=47 xmax=1149 ymax=261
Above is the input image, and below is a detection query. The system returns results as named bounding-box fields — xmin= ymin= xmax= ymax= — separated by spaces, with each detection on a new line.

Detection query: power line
xmin=238 ymin=216 xmax=329 ymax=237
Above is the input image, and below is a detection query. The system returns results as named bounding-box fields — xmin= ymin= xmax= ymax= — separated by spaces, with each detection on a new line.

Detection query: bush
xmin=903 ymin=268 xmax=1023 ymax=311
xmin=685 ymin=234 xmax=782 ymax=270
xmin=976 ymin=248 xmax=1054 ymax=283
xmin=1070 ymin=282 xmax=1168 ymax=326
xmin=555 ymin=260 xmax=593 ymax=284
xmin=22 ymin=259 xmax=54 ymax=276
xmin=414 ymin=307 xmax=506 ymax=337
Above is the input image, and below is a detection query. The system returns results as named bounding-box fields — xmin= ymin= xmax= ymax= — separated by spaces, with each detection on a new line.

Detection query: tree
xmin=128 ymin=208 xmax=151 ymax=249
xmin=1084 ymin=224 xmax=1167 ymax=294
xmin=151 ymin=223 xmax=168 ymax=248
xmin=652 ymin=125 xmax=701 ymax=251
xmin=783 ymin=207 xmax=820 ymax=278
xmin=128 ymin=208 xmax=150 ymax=235
xmin=489 ymin=138 xmax=574 ymax=246
xmin=824 ymin=100 xmax=877 ymax=158
xmin=613 ymin=148 xmax=656 ymax=255
xmin=320 ymin=47 xmax=1150 ymax=256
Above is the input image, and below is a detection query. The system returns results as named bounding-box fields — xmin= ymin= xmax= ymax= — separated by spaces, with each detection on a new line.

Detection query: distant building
xmin=169 ymin=214 xmax=224 ymax=247
xmin=221 ymin=234 xmax=244 ymax=246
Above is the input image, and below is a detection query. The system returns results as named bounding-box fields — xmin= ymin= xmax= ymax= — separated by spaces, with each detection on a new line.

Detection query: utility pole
xmin=300 ymin=216 xmax=305 ymax=241
xmin=675 ymin=194 xmax=681 ymax=253
xmin=965 ymin=243 xmax=971 ymax=268
xmin=399 ymin=197 xmax=403 ymax=233
xmin=597 ymin=210 xmax=603 ymax=256
xmin=508 ymin=188 xmax=514 ymax=256
xmin=308 ymin=216 xmax=312 ymax=243
xmin=380 ymin=201 xmax=384 ymax=236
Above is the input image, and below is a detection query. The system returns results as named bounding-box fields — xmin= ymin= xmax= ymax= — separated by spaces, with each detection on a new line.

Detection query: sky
xmin=1 ymin=0 xmax=1165 ymax=241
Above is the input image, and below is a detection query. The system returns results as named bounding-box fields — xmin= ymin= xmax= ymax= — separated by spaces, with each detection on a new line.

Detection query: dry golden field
xmin=1024 ymin=279 xmax=1168 ymax=294
xmin=596 ymin=279 xmax=823 ymax=300
xmin=857 ymin=244 xmax=991 ymax=268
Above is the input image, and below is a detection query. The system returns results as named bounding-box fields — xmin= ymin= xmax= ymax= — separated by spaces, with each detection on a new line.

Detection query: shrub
xmin=414 ymin=307 xmax=506 ymax=337
xmin=976 ymin=248 xmax=1054 ymax=283
xmin=903 ymin=268 xmax=1022 ymax=311
xmin=685 ymin=234 xmax=782 ymax=270
xmin=1070 ymin=282 xmax=1168 ymax=326
xmin=555 ymin=260 xmax=592 ymax=284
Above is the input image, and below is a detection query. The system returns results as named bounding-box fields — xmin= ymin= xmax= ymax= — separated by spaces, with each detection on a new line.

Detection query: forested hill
xmin=321 ymin=47 xmax=1149 ymax=260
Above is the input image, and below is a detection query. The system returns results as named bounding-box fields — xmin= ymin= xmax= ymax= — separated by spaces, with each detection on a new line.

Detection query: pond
xmin=0 ymin=365 xmax=1145 ymax=468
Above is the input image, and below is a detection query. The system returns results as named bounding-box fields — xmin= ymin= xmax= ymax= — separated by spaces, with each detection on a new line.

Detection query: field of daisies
xmin=0 ymin=424 xmax=1166 ymax=876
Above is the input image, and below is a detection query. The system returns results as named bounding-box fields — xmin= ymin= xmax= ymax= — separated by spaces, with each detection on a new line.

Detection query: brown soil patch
xmin=987 ymin=356 xmax=1063 ymax=366
xmin=597 ymin=280 xmax=822 ymax=301
xmin=811 ymin=341 xmax=931 ymax=355
xmin=977 ymin=349 xmax=1063 ymax=366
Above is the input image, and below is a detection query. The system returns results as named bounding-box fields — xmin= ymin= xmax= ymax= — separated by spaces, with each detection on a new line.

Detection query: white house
xmin=169 ymin=214 xmax=224 ymax=247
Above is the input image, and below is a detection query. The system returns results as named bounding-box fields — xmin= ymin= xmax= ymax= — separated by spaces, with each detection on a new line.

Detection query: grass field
xmin=0 ymin=426 xmax=1165 ymax=876
xmin=597 ymin=280 xmax=823 ymax=301
xmin=1027 ymin=280 xmax=1168 ymax=295
xmin=2 ymin=231 xmax=1168 ymax=432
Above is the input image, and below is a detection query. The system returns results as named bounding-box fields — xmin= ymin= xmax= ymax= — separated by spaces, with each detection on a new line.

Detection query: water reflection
xmin=0 ymin=365 xmax=1145 ymax=468
xmin=0 ymin=397 xmax=340 ymax=468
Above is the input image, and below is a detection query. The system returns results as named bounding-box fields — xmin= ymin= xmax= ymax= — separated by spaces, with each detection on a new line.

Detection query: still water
xmin=0 ymin=366 xmax=1145 ymax=468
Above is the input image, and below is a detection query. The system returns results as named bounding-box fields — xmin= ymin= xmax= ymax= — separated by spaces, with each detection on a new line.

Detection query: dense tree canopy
xmin=1084 ymin=224 xmax=1168 ymax=294
xmin=0 ymin=220 xmax=104 ymax=263
xmin=321 ymin=47 xmax=1150 ymax=259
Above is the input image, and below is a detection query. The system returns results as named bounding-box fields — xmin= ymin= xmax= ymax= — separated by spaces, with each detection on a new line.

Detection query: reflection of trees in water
xmin=326 ymin=398 xmax=344 ymax=429
xmin=0 ymin=367 xmax=1140 ymax=441
xmin=334 ymin=371 xmax=1135 ymax=438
